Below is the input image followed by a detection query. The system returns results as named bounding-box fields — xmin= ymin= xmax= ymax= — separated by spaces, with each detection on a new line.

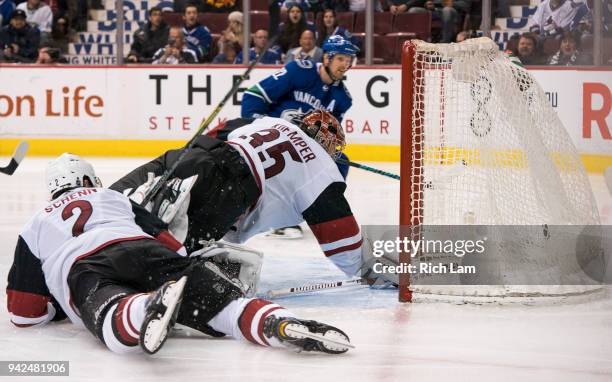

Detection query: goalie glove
xmin=361 ymin=235 xmax=399 ymax=288
xmin=124 ymin=174 xmax=197 ymax=243
xmin=190 ymin=240 xmax=263 ymax=297
xmin=123 ymin=172 xmax=156 ymax=210
xmin=151 ymin=175 xmax=198 ymax=225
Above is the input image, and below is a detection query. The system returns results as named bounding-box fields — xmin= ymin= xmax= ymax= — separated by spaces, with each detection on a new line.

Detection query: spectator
xmin=531 ymin=0 xmax=590 ymax=37
xmin=456 ymin=29 xmax=478 ymax=42
xmin=235 ymin=29 xmax=281 ymax=64
xmin=174 ymin=0 xmax=241 ymax=13
xmin=316 ymin=8 xmax=361 ymax=49
xmin=548 ymin=30 xmax=592 ymax=65
xmin=152 ymin=25 xmax=198 ymax=64
xmin=48 ymin=15 xmax=73 ymax=54
xmin=281 ymin=0 xmax=324 ymax=13
xmin=212 ymin=39 xmax=240 ymax=63
xmin=277 ymin=2 xmax=315 ymax=53
xmin=513 ymin=32 xmax=546 ymax=65
xmin=183 ymin=3 xmax=212 ymax=62
xmin=17 ymin=0 xmax=52 ymax=36
xmin=0 ymin=0 xmax=15 ymax=26
xmin=285 ymin=29 xmax=323 ymax=63
xmin=127 ymin=6 xmax=169 ymax=63
xmin=218 ymin=10 xmax=244 ymax=52
xmin=388 ymin=0 xmax=459 ymax=43
xmin=332 ymin=0 xmax=382 ymax=12
xmin=576 ymin=0 xmax=611 ymax=36
xmin=456 ymin=30 xmax=469 ymax=42
xmin=57 ymin=0 xmax=86 ymax=32
xmin=0 ymin=9 xmax=39 ymax=62
xmin=605 ymin=0 xmax=612 ymax=35
xmin=35 ymin=43 xmax=64 ymax=63
xmin=386 ymin=0 xmax=425 ymax=14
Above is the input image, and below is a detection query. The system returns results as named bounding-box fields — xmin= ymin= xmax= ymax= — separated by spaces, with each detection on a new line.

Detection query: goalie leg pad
xmin=191 ymin=241 xmax=264 ymax=297
xmin=176 ymin=258 xmax=245 ymax=335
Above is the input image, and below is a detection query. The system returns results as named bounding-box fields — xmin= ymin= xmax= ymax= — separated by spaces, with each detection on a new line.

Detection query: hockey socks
xmin=102 ymin=293 xmax=149 ymax=354
xmin=100 ymin=277 xmax=187 ymax=354
xmin=208 ymin=298 xmax=352 ymax=353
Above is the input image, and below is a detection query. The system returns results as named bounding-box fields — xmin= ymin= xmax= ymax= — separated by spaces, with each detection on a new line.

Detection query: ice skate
xmin=263 ymin=316 xmax=353 ymax=354
xmin=140 ymin=276 xmax=187 ymax=354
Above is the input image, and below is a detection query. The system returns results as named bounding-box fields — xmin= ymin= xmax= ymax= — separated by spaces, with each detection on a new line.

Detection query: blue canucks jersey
xmin=241 ymin=60 xmax=352 ymax=122
xmin=183 ymin=24 xmax=212 ymax=62
xmin=235 ymin=46 xmax=282 ymax=64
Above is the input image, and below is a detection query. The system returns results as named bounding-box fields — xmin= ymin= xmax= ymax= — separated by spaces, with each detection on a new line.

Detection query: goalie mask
xmin=297 ymin=110 xmax=346 ymax=159
xmin=46 ymin=153 xmax=102 ymax=199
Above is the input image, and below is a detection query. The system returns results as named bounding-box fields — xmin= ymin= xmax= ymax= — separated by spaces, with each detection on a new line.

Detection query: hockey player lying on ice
xmin=6 ymin=153 xmax=353 ymax=355
xmin=111 ymin=110 xmax=366 ymax=281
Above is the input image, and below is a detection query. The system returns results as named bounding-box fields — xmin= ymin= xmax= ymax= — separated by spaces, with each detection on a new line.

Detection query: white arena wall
xmin=0 ymin=65 xmax=610 ymax=173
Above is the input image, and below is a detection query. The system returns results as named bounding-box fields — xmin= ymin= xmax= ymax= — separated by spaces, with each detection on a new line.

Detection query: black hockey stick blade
xmin=0 ymin=141 xmax=29 ymax=175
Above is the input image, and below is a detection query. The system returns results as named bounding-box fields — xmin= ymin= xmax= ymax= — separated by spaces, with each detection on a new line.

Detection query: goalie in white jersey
xmin=7 ymin=153 xmax=353 ymax=355
xmin=112 ymin=110 xmax=364 ymax=277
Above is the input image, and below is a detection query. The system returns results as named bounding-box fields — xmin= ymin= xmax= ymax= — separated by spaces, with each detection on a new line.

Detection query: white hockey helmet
xmin=45 ymin=153 xmax=102 ymax=198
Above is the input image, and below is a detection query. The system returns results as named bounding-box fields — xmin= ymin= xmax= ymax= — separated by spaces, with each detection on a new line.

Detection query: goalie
xmin=111 ymin=110 xmax=367 ymax=280
xmin=7 ymin=153 xmax=353 ymax=355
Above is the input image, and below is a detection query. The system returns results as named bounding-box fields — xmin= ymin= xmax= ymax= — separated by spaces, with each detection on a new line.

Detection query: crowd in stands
xmin=0 ymin=0 xmax=610 ymax=65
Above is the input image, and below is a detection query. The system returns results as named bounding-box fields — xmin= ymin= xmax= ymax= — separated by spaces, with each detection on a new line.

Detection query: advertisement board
xmin=0 ymin=66 xmax=610 ymax=170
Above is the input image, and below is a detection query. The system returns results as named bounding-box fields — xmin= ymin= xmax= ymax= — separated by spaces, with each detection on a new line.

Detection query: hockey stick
xmin=0 ymin=141 xmax=29 ymax=175
xmin=265 ymin=278 xmax=364 ymax=298
xmin=141 ymin=35 xmax=278 ymax=206
xmin=335 ymin=158 xmax=468 ymax=186
xmin=335 ymin=157 xmax=400 ymax=180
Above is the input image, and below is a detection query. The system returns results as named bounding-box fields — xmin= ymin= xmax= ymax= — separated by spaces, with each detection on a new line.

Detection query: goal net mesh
xmin=399 ymin=38 xmax=603 ymax=302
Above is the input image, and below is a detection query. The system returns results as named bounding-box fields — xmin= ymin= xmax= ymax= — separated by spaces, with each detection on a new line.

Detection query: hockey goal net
xmin=398 ymin=38 xmax=603 ymax=303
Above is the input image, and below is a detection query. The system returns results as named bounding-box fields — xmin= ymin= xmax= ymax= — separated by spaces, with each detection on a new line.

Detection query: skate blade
xmin=142 ymin=276 xmax=187 ymax=354
xmin=284 ymin=324 xmax=355 ymax=352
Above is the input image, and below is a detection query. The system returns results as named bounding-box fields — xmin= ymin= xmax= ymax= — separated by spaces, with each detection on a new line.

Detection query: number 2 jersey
xmin=7 ymin=188 xmax=177 ymax=328
xmin=224 ymin=117 xmax=362 ymax=275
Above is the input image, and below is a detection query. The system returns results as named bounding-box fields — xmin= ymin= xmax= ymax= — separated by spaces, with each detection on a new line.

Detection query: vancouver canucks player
xmin=241 ymin=35 xmax=358 ymax=237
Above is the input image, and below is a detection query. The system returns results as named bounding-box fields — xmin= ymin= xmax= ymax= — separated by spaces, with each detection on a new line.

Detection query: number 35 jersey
xmin=7 ymin=188 xmax=151 ymax=327
xmin=225 ymin=117 xmax=362 ymax=276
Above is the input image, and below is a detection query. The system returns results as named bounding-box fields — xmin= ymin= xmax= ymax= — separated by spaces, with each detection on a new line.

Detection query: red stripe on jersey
xmin=309 ymin=216 xmax=360 ymax=245
xmin=73 ymin=236 xmax=152 ymax=263
xmin=155 ymin=231 xmax=183 ymax=252
xmin=114 ymin=296 xmax=139 ymax=345
xmin=238 ymin=299 xmax=275 ymax=345
xmin=6 ymin=290 xmax=49 ymax=318
xmin=324 ymin=239 xmax=363 ymax=257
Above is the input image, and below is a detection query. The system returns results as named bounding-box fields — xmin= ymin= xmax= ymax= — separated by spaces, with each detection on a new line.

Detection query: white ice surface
xmin=0 ymin=157 xmax=610 ymax=382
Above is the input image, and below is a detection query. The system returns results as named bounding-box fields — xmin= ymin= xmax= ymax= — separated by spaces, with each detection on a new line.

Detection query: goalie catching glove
xmin=190 ymin=240 xmax=263 ymax=298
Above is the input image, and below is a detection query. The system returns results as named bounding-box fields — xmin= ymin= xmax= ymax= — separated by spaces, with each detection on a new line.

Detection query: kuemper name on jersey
xmin=272 ymin=124 xmax=317 ymax=162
